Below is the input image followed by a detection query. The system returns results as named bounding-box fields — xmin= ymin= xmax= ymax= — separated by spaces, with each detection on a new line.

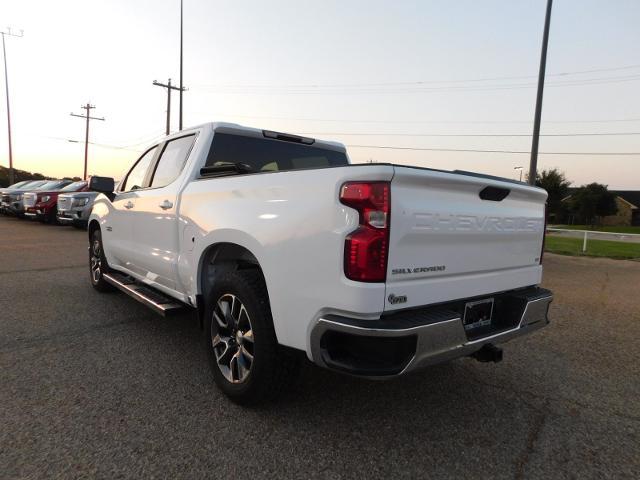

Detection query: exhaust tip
xmin=472 ymin=344 xmax=503 ymax=363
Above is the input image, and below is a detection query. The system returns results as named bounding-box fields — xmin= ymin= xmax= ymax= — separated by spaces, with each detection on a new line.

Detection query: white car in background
xmin=57 ymin=191 xmax=101 ymax=229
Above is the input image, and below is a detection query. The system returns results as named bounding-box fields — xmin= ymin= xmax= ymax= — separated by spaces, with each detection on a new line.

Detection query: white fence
xmin=546 ymin=227 xmax=640 ymax=252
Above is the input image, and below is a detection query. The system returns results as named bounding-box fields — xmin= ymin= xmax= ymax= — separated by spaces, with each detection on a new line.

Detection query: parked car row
xmin=0 ymin=179 xmax=102 ymax=229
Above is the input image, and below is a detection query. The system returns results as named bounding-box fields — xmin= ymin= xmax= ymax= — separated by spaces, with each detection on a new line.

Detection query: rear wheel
xmin=89 ymin=229 xmax=115 ymax=292
xmin=205 ymin=269 xmax=299 ymax=405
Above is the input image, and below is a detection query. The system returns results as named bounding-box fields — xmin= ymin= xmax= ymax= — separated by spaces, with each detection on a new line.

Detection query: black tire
xmin=89 ymin=229 xmax=115 ymax=292
xmin=204 ymin=269 xmax=299 ymax=405
xmin=40 ymin=209 xmax=56 ymax=224
xmin=46 ymin=207 xmax=58 ymax=225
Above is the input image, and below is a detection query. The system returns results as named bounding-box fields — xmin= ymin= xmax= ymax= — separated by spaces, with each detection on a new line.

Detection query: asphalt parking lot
xmin=1 ymin=214 xmax=638 ymax=479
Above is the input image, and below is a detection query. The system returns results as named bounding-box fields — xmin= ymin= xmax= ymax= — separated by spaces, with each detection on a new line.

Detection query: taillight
xmin=339 ymin=182 xmax=390 ymax=282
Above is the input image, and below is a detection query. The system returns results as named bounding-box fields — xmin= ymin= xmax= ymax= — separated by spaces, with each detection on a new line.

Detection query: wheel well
xmin=200 ymin=242 xmax=263 ymax=295
xmin=88 ymin=220 xmax=100 ymax=239
xmin=198 ymin=243 xmax=266 ymax=327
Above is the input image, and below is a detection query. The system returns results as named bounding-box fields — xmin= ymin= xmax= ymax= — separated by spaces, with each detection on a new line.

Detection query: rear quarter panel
xmin=178 ymin=165 xmax=395 ymax=353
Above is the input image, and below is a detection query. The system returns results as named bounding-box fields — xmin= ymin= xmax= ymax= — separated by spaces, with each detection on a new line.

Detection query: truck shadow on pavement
xmin=109 ymin=305 xmax=555 ymax=477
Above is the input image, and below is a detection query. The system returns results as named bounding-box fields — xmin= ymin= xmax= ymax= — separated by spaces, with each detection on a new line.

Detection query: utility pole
xmin=153 ymin=78 xmax=184 ymax=135
xmin=1 ymin=27 xmax=23 ymax=185
xmin=179 ymin=0 xmax=184 ymax=130
xmin=71 ymin=104 xmax=105 ymax=180
xmin=529 ymin=0 xmax=553 ymax=185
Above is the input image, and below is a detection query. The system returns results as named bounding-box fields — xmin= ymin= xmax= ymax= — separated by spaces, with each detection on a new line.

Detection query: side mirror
xmin=89 ymin=176 xmax=115 ymax=194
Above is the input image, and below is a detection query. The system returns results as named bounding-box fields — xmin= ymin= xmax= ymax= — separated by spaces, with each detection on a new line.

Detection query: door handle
xmin=159 ymin=200 xmax=173 ymax=210
xmin=124 ymin=201 xmax=134 ymax=209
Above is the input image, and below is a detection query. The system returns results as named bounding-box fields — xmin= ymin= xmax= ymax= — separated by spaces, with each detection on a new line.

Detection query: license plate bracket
xmin=463 ymin=298 xmax=494 ymax=331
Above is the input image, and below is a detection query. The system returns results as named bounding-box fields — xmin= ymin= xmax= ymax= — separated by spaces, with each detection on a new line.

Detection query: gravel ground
xmin=1 ymin=215 xmax=638 ymax=479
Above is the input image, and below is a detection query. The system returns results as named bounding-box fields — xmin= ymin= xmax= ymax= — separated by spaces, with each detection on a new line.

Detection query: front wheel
xmin=89 ymin=229 xmax=115 ymax=292
xmin=205 ymin=269 xmax=299 ymax=405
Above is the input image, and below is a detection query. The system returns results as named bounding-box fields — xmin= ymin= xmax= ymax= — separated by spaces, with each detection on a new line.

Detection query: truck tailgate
xmin=385 ymin=166 xmax=547 ymax=312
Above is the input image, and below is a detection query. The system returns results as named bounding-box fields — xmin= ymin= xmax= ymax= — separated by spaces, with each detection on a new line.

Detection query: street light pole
xmin=514 ymin=166 xmax=523 ymax=182
xmin=1 ymin=28 xmax=23 ymax=185
xmin=179 ymin=0 xmax=184 ymax=130
xmin=529 ymin=0 xmax=553 ymax=185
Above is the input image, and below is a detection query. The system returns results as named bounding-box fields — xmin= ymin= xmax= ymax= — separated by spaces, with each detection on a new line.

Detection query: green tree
xmin=0 ymin=166 xmax=50 ymax=187
xmin=529 ymin=168 xmax=571 ymax=222
xmin=570 ymin=183 xmax=618 ymax=225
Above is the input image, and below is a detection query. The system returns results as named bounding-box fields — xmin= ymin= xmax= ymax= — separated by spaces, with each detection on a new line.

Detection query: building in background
xmin=603 ymin=191 xmax=640 ymax=226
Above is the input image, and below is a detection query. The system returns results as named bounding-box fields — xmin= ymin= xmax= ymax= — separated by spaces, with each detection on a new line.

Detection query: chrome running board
xmin=103 ymin=272 xmax=187 ymax=317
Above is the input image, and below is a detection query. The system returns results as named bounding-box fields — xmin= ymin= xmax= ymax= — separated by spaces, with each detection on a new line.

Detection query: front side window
xmin=122 ymin=146 xmax=157 ymax=192
xmin=150 ymin=135 xmax=196 ymax=188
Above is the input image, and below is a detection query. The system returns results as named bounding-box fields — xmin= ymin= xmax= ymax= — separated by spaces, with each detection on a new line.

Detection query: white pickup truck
xmin=88 ymin=122 xmax=553 ymax=404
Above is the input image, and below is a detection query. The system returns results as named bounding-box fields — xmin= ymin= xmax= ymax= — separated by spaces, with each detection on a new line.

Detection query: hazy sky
xmin=0 ymin=0 xmax=639 ymax=188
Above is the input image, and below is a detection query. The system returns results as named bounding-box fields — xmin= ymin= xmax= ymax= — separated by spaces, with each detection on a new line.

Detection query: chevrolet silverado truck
xmin=88 ymin=122 xmax=553 ymax=404
xmin=24 ymin=180 xmax=87 ymax=223
xmin=57 ymin=189 xmax=101 ymax=228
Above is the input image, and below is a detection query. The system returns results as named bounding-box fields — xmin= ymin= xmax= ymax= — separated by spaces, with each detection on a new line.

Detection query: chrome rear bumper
xmin=310 ymin=287 xmax=552 ymax=377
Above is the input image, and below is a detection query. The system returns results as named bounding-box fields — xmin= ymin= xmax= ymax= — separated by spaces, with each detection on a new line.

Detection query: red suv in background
xmin=23 ymin=180 xmax=88 ymax=223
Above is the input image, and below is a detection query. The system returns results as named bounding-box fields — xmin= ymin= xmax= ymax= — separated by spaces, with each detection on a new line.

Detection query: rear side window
xmin=122 ymin=146 xmax=157 ymax=192
xmin=150 ymin=135 xmax=196 ymax=188
xmin=205 ymin=133 xmax=348 ymax=172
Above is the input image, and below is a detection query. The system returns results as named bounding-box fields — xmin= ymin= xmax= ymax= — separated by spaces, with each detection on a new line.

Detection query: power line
xmin=37 ymin=131 xmax=164 ymax=150
xmin=192 ymin=63 xmax=640 ymax=89
xmin=35 ymin=135 xmax=144 ymax=152
xmin=192 ymin=73 xmax=640 ymax=95
xmin=301 ymin=131 xmax=640 ymax=138
xmin=98 ymin=130 xmax=165 ymax=149
xmin=191 ymin=73 xmax=640 ymax=95
xmin=195 ymin=112 xmax=640 ymax=125
xmin=345 ymin=144 xmax=640 ymax=155
xmin=89 ymin=142 xmax=143 ymax=152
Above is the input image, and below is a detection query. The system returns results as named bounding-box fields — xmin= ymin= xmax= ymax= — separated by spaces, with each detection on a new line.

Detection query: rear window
xmin=204 ymin=133 xmax=348 ymax=173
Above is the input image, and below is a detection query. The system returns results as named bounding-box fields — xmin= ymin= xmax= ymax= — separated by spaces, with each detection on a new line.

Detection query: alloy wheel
xmin=211 ymin=293 xmax=255 ymax=384
xmin=90 ymin=239 xmax=102 ymax=283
